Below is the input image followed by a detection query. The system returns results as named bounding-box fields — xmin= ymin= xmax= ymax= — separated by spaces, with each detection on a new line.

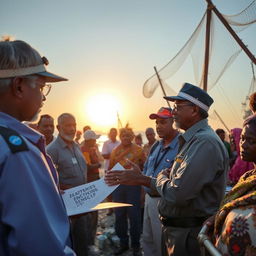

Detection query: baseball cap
xmin=0 ymin=56 xmax=67 ymax=82
xmin=149 ymin=107 xmax=173 ymax=119
xmin=83 ymin=130 xmax=101 ymax=140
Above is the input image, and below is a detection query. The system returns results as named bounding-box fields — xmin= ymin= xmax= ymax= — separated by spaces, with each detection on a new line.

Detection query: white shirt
xmin=101 ymin=139 xmax=120 ymax=170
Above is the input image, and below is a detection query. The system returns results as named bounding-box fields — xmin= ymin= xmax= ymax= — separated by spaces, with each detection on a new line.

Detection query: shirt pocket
xmin=59 ymin=161 xmax=78 ymax=179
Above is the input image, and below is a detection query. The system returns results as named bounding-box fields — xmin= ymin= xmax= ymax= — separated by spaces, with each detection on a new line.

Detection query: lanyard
xmin=153 ymin=145 xmax=170 ymax=170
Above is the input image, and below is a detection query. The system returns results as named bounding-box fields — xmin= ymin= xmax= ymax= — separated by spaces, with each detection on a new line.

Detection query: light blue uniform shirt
xmin=0 ymin=112 xmax=75 ymax=256
xmin=143 ymin=135 xmax=179 ymax=194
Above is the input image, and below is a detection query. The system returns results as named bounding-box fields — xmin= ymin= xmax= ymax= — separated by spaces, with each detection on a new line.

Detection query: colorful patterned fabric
xmin=214 ymin=169 xmax=256 ymax=255
xmin=109 ymin=143 xmax=146 ymax=170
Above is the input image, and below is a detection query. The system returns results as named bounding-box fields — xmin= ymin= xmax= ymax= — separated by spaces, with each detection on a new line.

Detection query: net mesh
xmin=143 ymin=1 xmax=256 ymax=98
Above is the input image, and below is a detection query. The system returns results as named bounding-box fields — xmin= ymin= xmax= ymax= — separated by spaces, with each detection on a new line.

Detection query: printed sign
xmin=62 ymin=163 xmax=125 ymax=216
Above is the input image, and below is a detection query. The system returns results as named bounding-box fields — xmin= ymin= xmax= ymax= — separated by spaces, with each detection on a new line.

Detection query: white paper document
xmin=62 ymin=163 xmax=124 ymax=216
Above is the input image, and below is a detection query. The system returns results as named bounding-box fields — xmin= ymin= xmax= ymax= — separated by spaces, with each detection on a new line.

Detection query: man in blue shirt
xmin=105 ymin=107 xmax=179 ymax=256
xmin=0 ymin=39 xmax=75 ymax=255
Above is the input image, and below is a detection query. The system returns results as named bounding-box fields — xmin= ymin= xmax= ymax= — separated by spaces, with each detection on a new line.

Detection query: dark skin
xmin=37 ymin=117 xmax=54 ymax=145
xmin=172 ymin=100 xmax=202 ymax=131
xmin=0 ymin=76 xmax=46 ymax=122
xmin=204 ymin=122 xmax=256 ymax=230
xmin=104 ymin=117 xmax=178 ymax=187
xmin=83 ymin=139 xmax=101 ymax=170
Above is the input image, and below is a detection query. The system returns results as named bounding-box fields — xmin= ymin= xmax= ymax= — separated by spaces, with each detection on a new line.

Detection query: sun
xmin=85 ymin=93 xmax=121 ymax=129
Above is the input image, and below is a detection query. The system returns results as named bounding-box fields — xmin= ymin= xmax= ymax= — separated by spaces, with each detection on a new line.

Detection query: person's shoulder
xmin=0 ymin=127 xmax=31 ymax=165
xmin=46 ymin=137 xmax=60 ymax=150
xmin=132 ymin=143 xmax=144 ymax=152
xmin=0 ymin=135 xmax=11 ymax=163
xmin=195 ymin=126 xmax=220 ymax=142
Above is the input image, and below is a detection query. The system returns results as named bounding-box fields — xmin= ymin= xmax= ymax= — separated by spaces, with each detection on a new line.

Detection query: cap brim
xmin=149 ymin=113 xmax=170 ymax=119
xmin=95 ymin=135 xmax=101 ymax=139
xmin=37 ymin=71 xmax=68 ymax=82
xmin=164 ymin=96 xmax=185 ymax=101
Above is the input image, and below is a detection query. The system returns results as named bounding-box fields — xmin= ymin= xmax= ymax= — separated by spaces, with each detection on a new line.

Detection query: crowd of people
xmin=1 ymin=37 xmax=256 ymax=256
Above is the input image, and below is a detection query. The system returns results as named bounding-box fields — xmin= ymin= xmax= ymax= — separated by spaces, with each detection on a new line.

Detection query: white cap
xmin=83 ymin=130 xmax=100 ymax=140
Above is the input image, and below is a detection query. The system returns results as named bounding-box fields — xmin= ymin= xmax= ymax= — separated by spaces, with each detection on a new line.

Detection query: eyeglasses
xmin=23 ymin=76 xmax=52 ymax=97
xmin=35 ymin=82 xmax=52 ymax=97
xmin=172 ymin=103 xmax=194 ymax=111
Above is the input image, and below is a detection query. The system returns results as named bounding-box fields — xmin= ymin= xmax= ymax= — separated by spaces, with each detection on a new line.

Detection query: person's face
xmin=135 ymin=137 xmax=142 ymax=146
xmin=146 ymin=130 xmax=156 ymax=144
xmin=20 ymin=75 xmax=48 ymax=122
xmin=217 ymin=132 xmax=225 ymax=141
xmin=120 ymin=131 xmax=133 ymax=146
xmin=75 ymin=131 xmax=82 ymax=141
xmin=109 ymin=129 xmax=117 ymax=141
xmin=86 ymin=139 xmax=96 ymax=148
xmin=38 ymin=118 xmax=54 ymax=138
xmin=240 ymin=124 xmax=256 ymax=163
xmin=155 ymin=118 xmax=173 ymax=139
xmin=57 ymin=116 xmax=76 ymax=142
xmin=171 ymin=100 xmax=196 ymax=130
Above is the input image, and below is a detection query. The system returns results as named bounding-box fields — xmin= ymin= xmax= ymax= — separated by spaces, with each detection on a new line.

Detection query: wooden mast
xmin=205 ymin=0 xmax=256 ymax=65
xmin=154 ymin=66 xmax=171 ymax=107
xmin=203 ymin=3 xmax=212 ymax=92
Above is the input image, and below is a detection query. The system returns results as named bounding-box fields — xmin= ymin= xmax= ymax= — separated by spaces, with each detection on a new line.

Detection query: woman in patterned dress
xmin=213 ymin=115 xmax=256 ymax=255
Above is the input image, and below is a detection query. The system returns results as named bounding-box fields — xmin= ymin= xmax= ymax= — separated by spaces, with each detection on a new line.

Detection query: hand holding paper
xmin=62 ymin=163 xmax=126 ymax=216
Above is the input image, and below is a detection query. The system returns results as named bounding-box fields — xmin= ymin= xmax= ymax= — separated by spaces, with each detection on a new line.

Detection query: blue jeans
xmin=112 ymin=185 xmax=141 ymax=249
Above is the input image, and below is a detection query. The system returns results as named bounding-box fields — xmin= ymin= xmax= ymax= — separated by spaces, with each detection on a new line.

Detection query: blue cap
xmin=164 ymin=82 xmax=214 ymax=112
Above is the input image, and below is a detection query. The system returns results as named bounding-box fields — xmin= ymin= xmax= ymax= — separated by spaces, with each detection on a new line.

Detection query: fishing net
xmin=143 ymin=0 xmax=256 ymax=98
xmin=223 ymin=0 xmax=256 ymax=32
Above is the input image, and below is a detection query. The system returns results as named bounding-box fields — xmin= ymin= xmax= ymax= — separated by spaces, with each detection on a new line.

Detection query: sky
xmin=2 ymin=0 xmax=256 ymax=134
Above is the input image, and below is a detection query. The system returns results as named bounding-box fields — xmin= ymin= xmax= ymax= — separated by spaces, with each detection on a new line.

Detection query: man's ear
xmin=191 ymin=105 xmax=199 ymax=117
xmin=11 ymin=77 xmax=24 ymax=98
xmin=56 ymin=125 xmax=60 ymax=132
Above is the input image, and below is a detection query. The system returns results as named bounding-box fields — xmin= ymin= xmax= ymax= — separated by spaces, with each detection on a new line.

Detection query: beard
xmin=173 ymin=119 xmax=181 ymax=130
xmin=60 ymin=133 xmax=75 ymax=142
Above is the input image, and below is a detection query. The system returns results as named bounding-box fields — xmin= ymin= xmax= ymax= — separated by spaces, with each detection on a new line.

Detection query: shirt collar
xmin=159 ymin=133 xmax=179 ymax=150
xmin=180 ymin=119 xmax=208 ymax=142
xmin=56 ymin=135 xmax=75 ymax=149
xmin=0 ymin=112 xmax=43 ymax=144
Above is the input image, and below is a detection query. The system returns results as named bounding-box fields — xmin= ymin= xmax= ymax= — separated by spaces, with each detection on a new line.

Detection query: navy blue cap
xmin=164 ymin=82 xmax=214 ymax=112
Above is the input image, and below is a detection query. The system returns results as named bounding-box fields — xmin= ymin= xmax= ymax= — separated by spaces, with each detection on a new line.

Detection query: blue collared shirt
xmin=0 ymin=112 xmax=75 ymax=256
xmin=143 ymin=135 xmax=179 ymax=194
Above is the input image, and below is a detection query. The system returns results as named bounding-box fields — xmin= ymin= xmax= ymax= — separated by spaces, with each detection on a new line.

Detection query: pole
xmin=203 ymin=4 xmax=212 ymax=92
xmin=205 ymin=0 xmax=256 ymax=65
xmin=154 ymin=66 xmax=171 ymax=107
xmin=198 ymin=225 xmax=222 ymax=256
xmin=213 ymin=110 xmax=230 ymax=133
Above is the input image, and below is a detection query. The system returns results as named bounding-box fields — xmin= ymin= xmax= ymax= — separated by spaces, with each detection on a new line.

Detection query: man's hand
xmin=158 ymin=168 xmax=171 ymax=177
xmin=104 ymin=159 xmax=150 ymax=186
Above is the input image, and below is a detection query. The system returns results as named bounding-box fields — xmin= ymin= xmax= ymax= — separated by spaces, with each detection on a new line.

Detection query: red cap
xmin=149 ymin=107 xmax=173 ymax=119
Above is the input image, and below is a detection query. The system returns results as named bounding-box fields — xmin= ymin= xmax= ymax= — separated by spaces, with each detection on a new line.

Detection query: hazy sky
xmin=2 ymin=0 xmax=256 ymax=133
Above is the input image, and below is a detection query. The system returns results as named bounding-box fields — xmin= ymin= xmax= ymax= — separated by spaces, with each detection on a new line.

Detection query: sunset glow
xmin=84 ymin=94 xmax=122 ymax=129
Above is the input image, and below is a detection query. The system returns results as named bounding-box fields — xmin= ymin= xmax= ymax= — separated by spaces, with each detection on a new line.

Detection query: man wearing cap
xmin=47 ymin=113 xmax=88 ymax=256
xmin=155 ymin=83 xmax=229 ymax=255
xmin=105 ymin=107 xmax=179 ymax=256
xmin=0 ymin=39 xmax=75 ymax=255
